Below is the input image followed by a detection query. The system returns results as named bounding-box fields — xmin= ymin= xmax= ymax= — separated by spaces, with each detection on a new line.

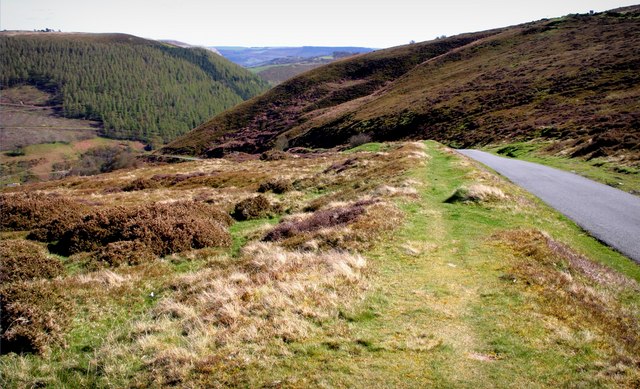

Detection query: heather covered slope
xmin=0 ymin=32 xmax=269 ymax=144
xmin=163 ymin=8 xmax=640 ymax=164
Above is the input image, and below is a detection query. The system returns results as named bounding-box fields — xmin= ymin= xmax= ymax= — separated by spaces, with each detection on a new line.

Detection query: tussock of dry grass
xmin=97 ymin=242 xmax=368 ymax=386
xmin=495 ymin=229 xmax=640 ymax=379
xmin=446 ymin=184 xmax=507 ymax=203
xmin=74 ymin=269 xmax=139 ymax=287
xmin=372 ymin=185 xmax=419 ymax=197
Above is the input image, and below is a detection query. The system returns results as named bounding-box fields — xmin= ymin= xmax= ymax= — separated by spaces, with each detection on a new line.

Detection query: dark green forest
xmin=0 ymin=33 xmax=269 ymax=144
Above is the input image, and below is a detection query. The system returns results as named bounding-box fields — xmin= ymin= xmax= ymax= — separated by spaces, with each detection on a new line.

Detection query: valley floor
xmin=1 ymin=141 xmax=638 ymax=387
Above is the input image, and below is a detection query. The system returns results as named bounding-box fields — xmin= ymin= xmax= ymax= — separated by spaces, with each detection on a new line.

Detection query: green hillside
xmin=0 ymin=33 xmax=269 ymax=144
xmin=163 ymin=8 xmax=640 ymax=165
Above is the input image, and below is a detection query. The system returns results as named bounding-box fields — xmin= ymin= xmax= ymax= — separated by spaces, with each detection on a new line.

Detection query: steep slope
xmin=0 ymin=33 xmax=269 ymax=144
xmin=164 ymin=8 xmax=640 ymax=163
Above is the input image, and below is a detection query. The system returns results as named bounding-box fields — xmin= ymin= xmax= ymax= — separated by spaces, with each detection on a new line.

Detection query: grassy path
xmin=252 ymin=141 xmax=639 ymax=387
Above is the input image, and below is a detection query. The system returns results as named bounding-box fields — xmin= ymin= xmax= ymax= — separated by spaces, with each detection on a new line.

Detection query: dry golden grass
xmin=90 ymin=243 xmax=369 ymax=386
xmin=446 ymin=184 xmax=507 ymax=203
xmin=0 ymin=141 xmax=434 ymax=386
xmin=495 ymin=229 xmax=640 ymax=385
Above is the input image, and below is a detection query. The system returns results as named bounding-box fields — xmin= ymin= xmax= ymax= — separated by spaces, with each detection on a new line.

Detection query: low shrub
xmin=94 ymin=240 xmax=156 ymax=267
xmin=348 ymin=133 xmax=372 ymax=148
xmin=0 ymin=280 xmax=73 ymax=354
xmin=122 ymin=177 xmax=161 ymax=192
xmin=232 ymin=195 xmax=272 ymax=221
xmin=259 ymin=150 xmax=288 ymax=161
xmin=27 ymin=212 xmax=87 ymax=242
xmin=0 ymin=192 xmax=86 ymax=232
xmin=0 ymin=240 xmax=63 ymax=283
xmin=54 ymin=201 xmax=232 ymax=257
xmin=264 ymin=199 xmax=376 ymax=242
xmin=258 ymin=178 xmax=293 ymax=194
xmin=70 ymin=145 xmax=138 ymax=176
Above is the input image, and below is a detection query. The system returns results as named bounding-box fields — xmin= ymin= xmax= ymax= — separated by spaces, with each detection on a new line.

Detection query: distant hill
xmin=249 ymin=51 xmax=371 ymax=86
xmin=164 ymin=8 xmax=640 ymax=163
xmin=215 ymin=46 xmax=375 ymax=67
xmin=160 ymin=40 xmax=222 ymax=55
xmin=0 ymin=32 xmax=269 ymax=144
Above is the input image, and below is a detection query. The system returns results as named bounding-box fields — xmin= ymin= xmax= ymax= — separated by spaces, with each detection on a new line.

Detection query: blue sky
xmin=1 ymin=0 xmax=635 ymax=48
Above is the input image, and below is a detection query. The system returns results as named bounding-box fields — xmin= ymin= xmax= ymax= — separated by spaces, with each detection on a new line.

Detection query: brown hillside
xmin=163 ymin=8 xmax=640 ymax=163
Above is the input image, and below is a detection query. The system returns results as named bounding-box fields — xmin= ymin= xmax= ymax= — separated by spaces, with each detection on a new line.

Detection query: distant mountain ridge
xmin=0 ymin=32 xmax=269 ymax=144
xmin=215 ymin=46 xmax=375 ymax=67
xmin=164 ymin=7 xmax=640 ymax=163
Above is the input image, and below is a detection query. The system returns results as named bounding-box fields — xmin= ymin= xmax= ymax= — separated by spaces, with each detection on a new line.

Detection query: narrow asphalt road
xmin=458 ymin=150 xmax=640 ymax=264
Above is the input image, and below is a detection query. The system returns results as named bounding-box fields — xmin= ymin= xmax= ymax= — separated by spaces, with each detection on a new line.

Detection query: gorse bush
xmin=232 ymin=195 xmax=273 ymax=221
xmin=0 ymin=280 xmax=73 ymax=354
xmin=55 ymin=201 xmax=233 ymax=256
xmin=94 ymin=241 xmax=156 ymax=268
xmin=0 ymin=240 xmax=63 ymax=284
xmin=0 ymin=192 xmax=86 ymax=232
xmin=258 ymin=178 xmax=293 ymax=194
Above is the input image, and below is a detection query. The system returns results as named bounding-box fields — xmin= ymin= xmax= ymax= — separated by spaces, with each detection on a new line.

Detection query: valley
xmin=1 ymin=4 xmax=639 ymax=388
xmin=0 ymin=86 xmax=144 ymax=185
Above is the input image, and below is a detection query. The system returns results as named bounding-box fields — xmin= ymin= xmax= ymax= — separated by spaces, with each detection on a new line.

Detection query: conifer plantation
xmin=0 ymin=33 xmax=269 ymax=144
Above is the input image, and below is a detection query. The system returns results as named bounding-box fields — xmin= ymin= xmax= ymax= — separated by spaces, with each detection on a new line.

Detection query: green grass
xmin=228 ymin=216 xmax=281 ymax=256
xmin=2 ymin=140 xmax=638 ymax=387
xmin=483 ymin=140 xmax=640 ymax=194
xmin=344 ymin=142 xmax=388 ymax=153
xmin=228 ymin=141 xmax=639 ymax=387
xmin=247 ymin=65 xmax=279 ymax=73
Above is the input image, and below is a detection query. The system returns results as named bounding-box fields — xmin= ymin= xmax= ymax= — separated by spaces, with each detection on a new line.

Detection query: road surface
xmin=458 ymin=150 xmax=640 ymax=263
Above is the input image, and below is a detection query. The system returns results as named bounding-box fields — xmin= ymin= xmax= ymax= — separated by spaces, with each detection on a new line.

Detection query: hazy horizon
xmin=1 ymin=0 xmax=636 ymax=48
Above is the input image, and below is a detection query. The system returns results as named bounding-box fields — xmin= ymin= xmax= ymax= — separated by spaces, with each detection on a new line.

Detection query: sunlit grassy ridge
xmin=1 ymin=141 xmax=638 ymax=387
